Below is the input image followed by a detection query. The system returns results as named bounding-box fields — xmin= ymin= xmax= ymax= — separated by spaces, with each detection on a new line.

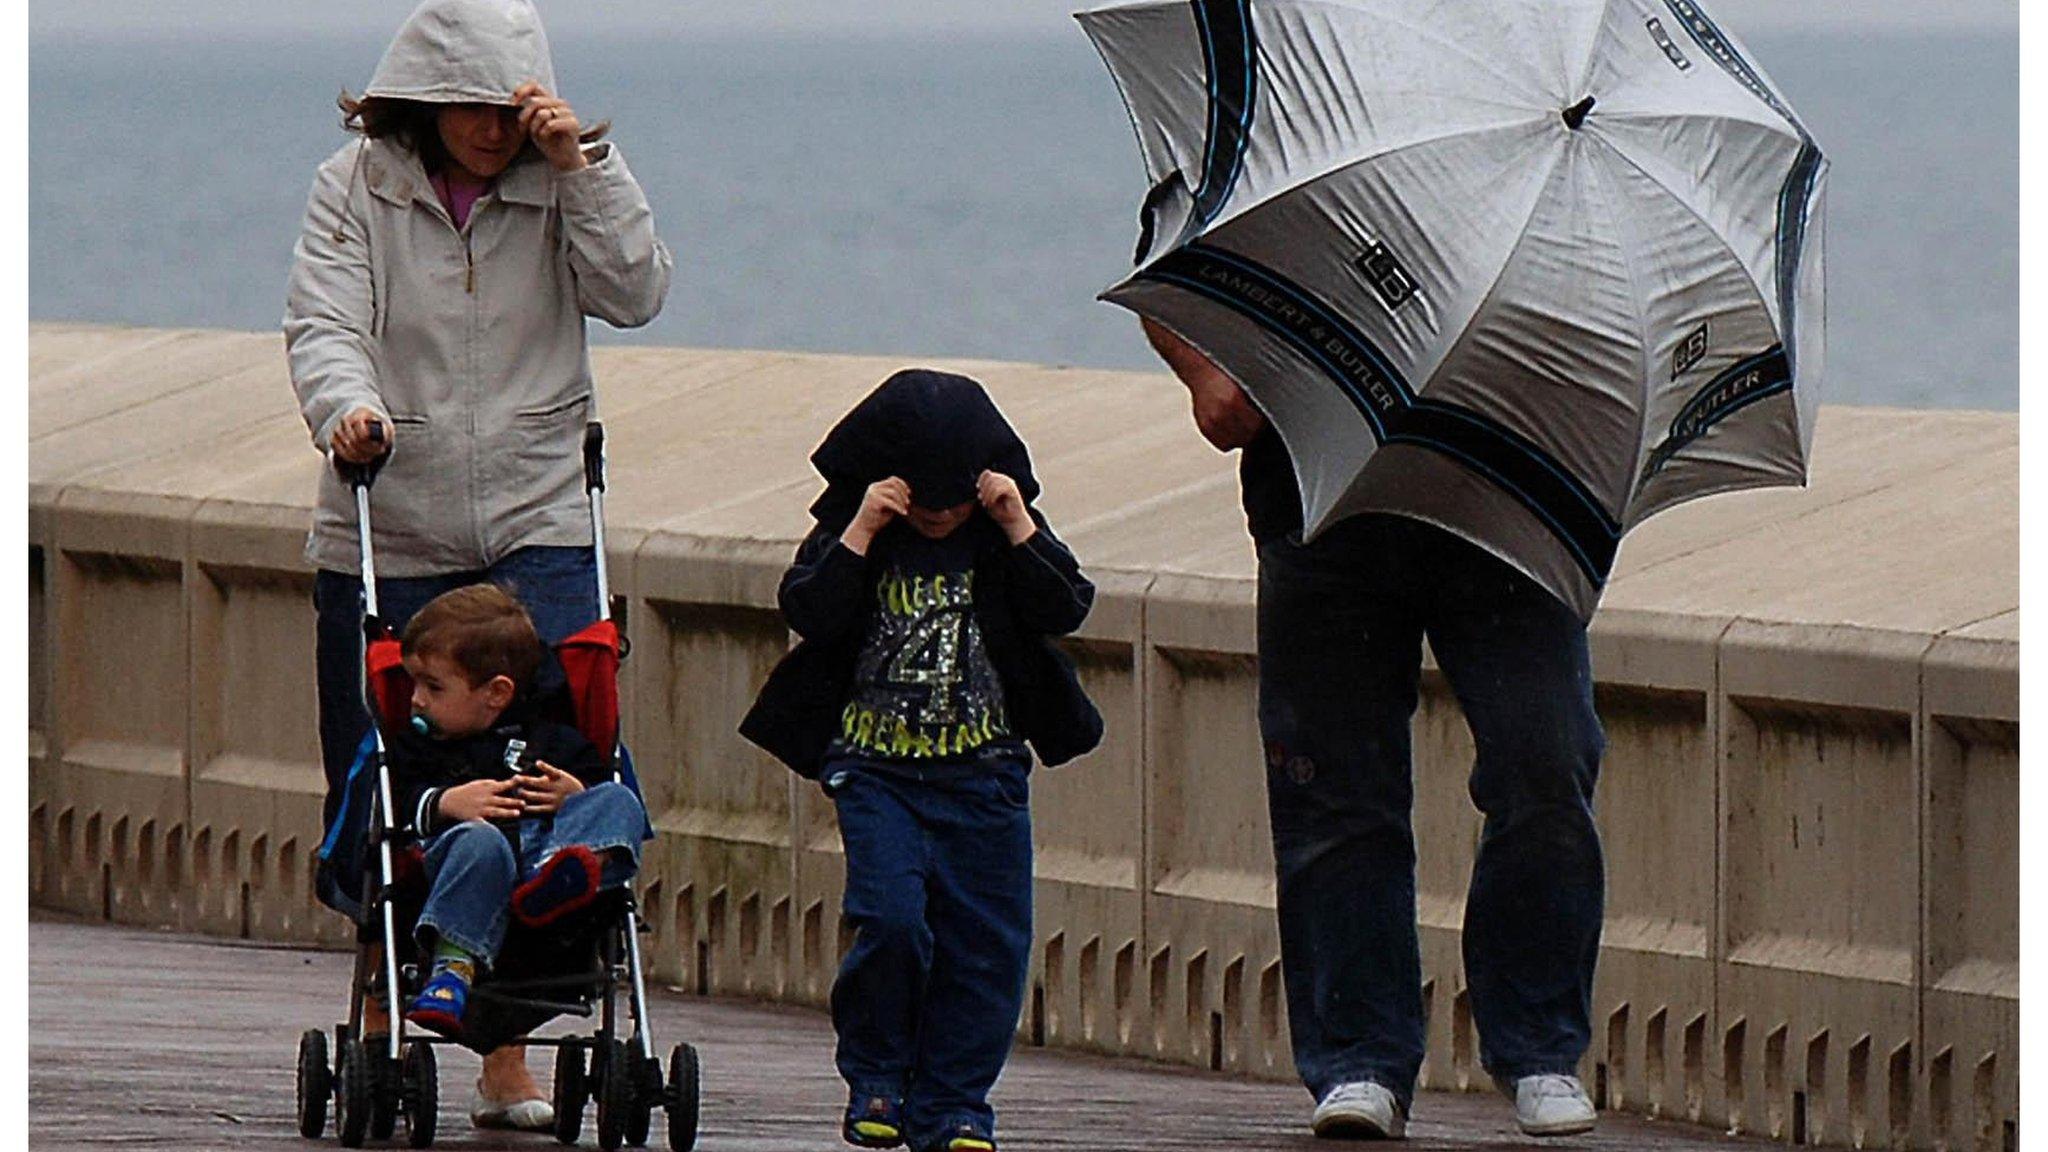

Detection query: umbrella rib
xmin=1575 ymin=0 xmax=1620 ymax=99
xmin=1196 ymin=115 xmax=1544 ymax=241
xmin=1580 ymin=141 xmax=1659 ymax=508
xmin=1409 ymin=138 xmax=1572 ymax=404
xmin=1283 ymin=0 xmax=1561 ymax=111
xmin=1581 ymin=131 xmax=1780 ymax=328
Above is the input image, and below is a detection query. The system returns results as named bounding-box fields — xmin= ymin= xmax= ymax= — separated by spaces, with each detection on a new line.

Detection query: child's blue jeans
xmin=826 ymin=753 xmax=1033 ymax=1147
xmin=415 ymin=781 xmax=644 ymax=963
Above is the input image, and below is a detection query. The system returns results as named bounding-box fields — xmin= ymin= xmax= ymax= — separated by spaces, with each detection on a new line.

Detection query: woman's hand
xmin=842 ymin=477 xmax=910 ymax=556
xmin=514 ymin=760 xmax=586 ymax=815
xmin=438 ymin=778 xmax=523 ymax=823
xmin=978 ymin=470 xmax=1036 ymax=545
xmin=513 ymin=81 xmax=589 ymax=173
xmin=331 ymin=407 xmax=392 ymax=464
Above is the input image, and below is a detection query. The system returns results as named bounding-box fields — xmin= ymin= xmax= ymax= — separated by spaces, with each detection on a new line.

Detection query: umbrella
xmin=1078 ymin=0 xmax=1827 ymax=618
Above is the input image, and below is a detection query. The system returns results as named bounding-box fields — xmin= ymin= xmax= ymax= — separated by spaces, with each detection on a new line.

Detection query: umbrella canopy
xmin=1079 ymin=0 xmax=1827 ymax=618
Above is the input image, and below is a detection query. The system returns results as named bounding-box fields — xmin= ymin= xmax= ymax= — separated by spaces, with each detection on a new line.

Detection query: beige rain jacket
xmin=285 ymin=0 xmax=672 ymax=576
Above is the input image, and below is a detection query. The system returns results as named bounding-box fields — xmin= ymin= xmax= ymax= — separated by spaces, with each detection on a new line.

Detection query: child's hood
xmin=808 ymin=369 xmax=1040 ymax=525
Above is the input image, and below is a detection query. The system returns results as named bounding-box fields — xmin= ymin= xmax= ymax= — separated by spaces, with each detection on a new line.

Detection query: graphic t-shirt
xmin=831 ymin=531 xmax=1022 ymax=765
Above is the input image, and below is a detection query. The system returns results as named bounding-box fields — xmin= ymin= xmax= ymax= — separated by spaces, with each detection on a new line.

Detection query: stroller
xmin=295 ymin=421 xmax=700 ymax=1150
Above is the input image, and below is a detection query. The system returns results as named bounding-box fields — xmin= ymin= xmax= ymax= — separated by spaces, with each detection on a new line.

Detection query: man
xmin=1143 ymin=318 xmax=1604 ymax=1140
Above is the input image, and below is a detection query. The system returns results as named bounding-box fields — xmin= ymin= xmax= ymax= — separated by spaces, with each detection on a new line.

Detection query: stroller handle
xmin=335 ymin=418 xmax=390 ymax=491
xmin=582 ymin=420 xmax=607 ymax=493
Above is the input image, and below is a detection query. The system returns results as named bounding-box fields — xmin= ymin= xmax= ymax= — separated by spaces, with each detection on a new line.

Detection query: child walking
xmin=742 ymin=369 xmax=1103 ymax=1152
xmin=388 ymin=583 xmax=647 ymax=1038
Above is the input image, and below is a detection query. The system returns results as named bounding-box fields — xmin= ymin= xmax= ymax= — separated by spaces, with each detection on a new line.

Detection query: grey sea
xmin=29 ymin=26 xmax=2018 ymax=410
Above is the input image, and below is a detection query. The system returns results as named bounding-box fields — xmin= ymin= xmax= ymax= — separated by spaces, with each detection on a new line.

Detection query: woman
xmin=285 ymin=0 xmax=672 ymax=1128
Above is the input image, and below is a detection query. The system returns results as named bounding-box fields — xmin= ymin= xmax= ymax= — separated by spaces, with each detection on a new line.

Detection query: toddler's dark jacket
xmin=389 ymin=702 xmax=608 ymax=841
xmin=740 ymin=369 xmax=1104 ymax=778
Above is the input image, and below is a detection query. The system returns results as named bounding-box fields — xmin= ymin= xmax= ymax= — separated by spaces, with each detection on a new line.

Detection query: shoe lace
xmin=1525 ymin=1074 xmax=1585 ymax=1100
xmin=1325 ymin=1082 xmax=1385 ymax=1105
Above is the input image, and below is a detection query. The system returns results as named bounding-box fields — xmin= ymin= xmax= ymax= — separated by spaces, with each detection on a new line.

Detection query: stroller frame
xmin=295 ymin=422 xmax=699 ymax=1150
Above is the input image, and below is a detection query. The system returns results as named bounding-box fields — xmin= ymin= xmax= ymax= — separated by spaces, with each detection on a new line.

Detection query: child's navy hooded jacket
xmin=740 ymin=370 xmax=1104 ymax=779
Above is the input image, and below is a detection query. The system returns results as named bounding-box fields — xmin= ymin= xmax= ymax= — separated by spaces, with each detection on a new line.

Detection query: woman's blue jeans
xmin=313 ymin=545 xmax=599 ymax=827
xmin=1256 ymin=514 xmax=1606 ymax=1107
xmin=826 ymin=755 xmax=1034 ymax=1146
xmin=415 ymin=782 xmax=645 ymax=963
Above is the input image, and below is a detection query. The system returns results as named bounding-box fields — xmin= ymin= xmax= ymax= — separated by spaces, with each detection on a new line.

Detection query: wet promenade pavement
xmin=29 ymin=916 xmax=1773 ymax=1151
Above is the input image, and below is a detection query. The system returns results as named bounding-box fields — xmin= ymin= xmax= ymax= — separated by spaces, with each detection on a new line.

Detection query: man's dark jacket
xmin=739 ymin=369 xmax=1104 ymax=779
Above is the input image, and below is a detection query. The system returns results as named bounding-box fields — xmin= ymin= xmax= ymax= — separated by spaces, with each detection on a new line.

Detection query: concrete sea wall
xmin=26 ymin=324 xmax=2018 ymax=1149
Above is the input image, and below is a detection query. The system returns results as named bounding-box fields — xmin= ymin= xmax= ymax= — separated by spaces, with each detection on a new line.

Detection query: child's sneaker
xmin=405 ymin=965 xmax=470 ymax=1038
xmin=511 ymin=845 xmax=602 ymax=927
xmin=841 ymin=1095 xmax=905 ymax=1148
xmin=918 ymin=1122 xmax=996 ymax=1152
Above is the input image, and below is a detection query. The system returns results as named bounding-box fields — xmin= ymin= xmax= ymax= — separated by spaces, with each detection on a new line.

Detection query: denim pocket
xmin=991 ymin=769 xmax=1030 ymax=810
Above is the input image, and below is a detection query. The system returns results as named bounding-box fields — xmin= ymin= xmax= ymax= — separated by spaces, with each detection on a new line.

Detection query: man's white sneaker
xmin=1509 ymin=1074 xmax=1596 ymax=1136
xmin=1311 ymin=1081 xmax=1406 ymax=1140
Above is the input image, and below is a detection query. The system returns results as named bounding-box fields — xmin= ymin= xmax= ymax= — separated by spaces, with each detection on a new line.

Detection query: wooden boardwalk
xmin=29 ymin=916 xmax=1771 ymax=1151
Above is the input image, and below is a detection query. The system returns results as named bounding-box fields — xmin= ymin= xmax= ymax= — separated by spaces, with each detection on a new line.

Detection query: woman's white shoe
xmin=470 ymin=1079 xmax=555 ymax=1131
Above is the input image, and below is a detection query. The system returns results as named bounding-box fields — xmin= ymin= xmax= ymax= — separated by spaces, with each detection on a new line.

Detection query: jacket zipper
xmin=464 ymin=236 xmax=475 ymax=293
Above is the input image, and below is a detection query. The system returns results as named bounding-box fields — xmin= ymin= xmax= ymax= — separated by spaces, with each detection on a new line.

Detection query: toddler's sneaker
xmin=1311 ymin=1080 xmax=1406 ymax=1139
xmin=1506 ymin=1073 xmax=1596 ymax=1136
xmin=511 ymin=845 xmax=602 ymax=927
xmin=405 ymin=965 xmax=470 ymax=1038
xmin=917 ymin=1122 xmax=996 ymax=1152
xmin=842 ymin=1094 xmax=905 ymax=1148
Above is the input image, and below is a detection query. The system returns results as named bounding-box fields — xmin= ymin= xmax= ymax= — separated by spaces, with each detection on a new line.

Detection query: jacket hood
xmin=809 ymin=369 xmax=1039 ymax=524
xmin=366 ymin=0 xmax=557 ymax=106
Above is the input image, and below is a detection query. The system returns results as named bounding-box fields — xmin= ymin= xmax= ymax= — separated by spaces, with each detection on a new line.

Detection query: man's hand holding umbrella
xmin=1140 ymin=318 xmax=1264 ymax=452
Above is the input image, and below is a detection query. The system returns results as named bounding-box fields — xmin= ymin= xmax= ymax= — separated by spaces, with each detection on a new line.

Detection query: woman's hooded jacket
xmin=740 ymin=370 xmax=1105 ymax=778
xmin=285 ymin=0 xmax=673 ymax=577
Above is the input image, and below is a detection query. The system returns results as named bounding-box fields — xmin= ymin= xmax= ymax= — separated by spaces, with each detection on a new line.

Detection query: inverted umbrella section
xmin=1080 ymin=0 xmax=1827 ymax=617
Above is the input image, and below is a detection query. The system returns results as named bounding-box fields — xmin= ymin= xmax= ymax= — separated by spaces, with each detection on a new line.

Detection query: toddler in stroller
xmin=389 ymin=582 xmax=645 ymax=1036
xmin=298 ymin=422 xmax=698 ymax=1151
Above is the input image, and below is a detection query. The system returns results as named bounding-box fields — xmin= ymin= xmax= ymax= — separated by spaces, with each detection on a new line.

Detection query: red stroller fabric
xmin=556 ymin=619 xmax=623 ymax=766
xmin=362 ymin=619 xmax=620 ymax=760
xmin=365 ymin=633 xmax=413 ymax=732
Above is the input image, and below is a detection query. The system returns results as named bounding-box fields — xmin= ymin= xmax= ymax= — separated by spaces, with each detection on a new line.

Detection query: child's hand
xmin=514 ymin=760 xmax=587 ymax=815
xmin=843 ymin=477 xmax=910 ymax=556
xmin=438 ymin=778 xmax=523 ymax=823
xmin=978 ymin=470 xmax=1036 ymax=545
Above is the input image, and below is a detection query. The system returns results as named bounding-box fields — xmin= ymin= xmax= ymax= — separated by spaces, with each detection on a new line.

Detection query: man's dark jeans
xmin=1257 ymin=514 xmax=1605 ymax=1107
xmin=313 ymin=545 xmax=600 ymax=827
xmin=826 ymin=754 xmax=1034 ymax=1146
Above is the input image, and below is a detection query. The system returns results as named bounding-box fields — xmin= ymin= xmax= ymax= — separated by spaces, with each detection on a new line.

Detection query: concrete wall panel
xmin=633 ymin=535 xmax=799 ymax=999
xmin=1920 ymin=620 xmax=2019 ymax=1151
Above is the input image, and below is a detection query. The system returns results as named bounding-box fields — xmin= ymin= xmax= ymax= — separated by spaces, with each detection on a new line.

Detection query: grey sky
xmin=28 ymin=0 xmax=2022 ymax=39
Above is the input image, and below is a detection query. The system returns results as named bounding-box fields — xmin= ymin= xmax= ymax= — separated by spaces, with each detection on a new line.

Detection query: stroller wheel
xmin=369 ymin=1041 xmax=401 ymax=1141
xmin=664 ymin=1042 xmax=701 ymax=1151
xmin=296 ymin=1028 xmax=331 ymax=1138
xmin=626 ymin=1043 xmax=659 ymax=1148
xmin=402 ymin=1040 xmax=438 ymax=1148
xmin=595 ymin=1037 xmax=633 ymax=1151
xmin=552 ymin=1043 xmax=589 ymax=1145
xmin=336 ymin=1037 xmax=372 ymax=1148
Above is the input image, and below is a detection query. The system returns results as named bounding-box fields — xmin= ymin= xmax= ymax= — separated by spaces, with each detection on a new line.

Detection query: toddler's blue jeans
xmin=415 ymin=781 xmax=644 ymax=963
